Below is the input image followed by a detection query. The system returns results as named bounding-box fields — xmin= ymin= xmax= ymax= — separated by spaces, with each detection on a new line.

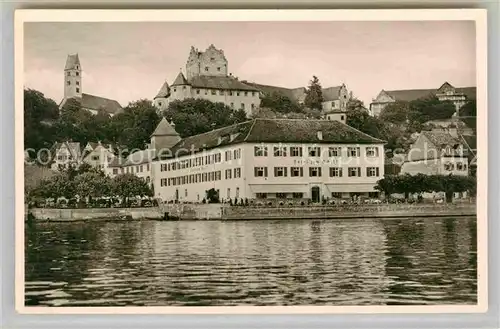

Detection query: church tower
xmin=64 ymin=54 xmax=82 ymax=99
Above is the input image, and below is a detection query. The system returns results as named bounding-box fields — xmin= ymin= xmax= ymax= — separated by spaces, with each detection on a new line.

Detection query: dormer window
xmin=76 ymin=72 xmax=79 ymax=76
xmin=76 ymin=65 xmax=79 ymax=69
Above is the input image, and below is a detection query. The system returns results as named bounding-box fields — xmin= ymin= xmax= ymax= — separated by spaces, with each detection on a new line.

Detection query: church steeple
xmin=64 ymin=54 xmax=82 ymax=99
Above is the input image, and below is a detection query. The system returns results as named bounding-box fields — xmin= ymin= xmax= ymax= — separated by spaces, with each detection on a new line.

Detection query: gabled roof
xmin=151 ymin=117 xmax=180 ymax=137
xmin=108 ymin=157 xmax=126 ymax=168
xmin=64 ymin=54 xmax=80 ymax=70
xmin=421 ymin=131 xmax=461 ymax=147
xmin=188 ymin=75 xmax=259 ymax=91
xmin=154 ymin=81 xmax=171 ymax=99
xmin=243 ymin=82 xmax=305 ymax=101
xmin=81 ymin=93 xmax=123 ymax=115
xmin=322 ymin=86 xmax=344 ymax=102
xmin=162 ymin=118 xmax=385 ymax=159
xmin=124 ymin=149 xmax=155 ymax=166
xmin=385 ymin=89 xmax=436 ymax=102
xmin=52 ymin=141 xmax=82 ymax=160
xmin=172 ymin=72 xmax=188 ymax=86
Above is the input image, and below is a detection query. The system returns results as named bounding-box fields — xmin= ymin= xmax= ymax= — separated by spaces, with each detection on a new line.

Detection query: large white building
xmin=151 ymin=118 xmax=386 ymax=203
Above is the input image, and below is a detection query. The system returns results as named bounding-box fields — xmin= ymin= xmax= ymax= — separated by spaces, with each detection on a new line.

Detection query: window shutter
xmin=358 ymin=167 xmax=361 ymax=176
xmin=309 ymin=168 xmax=312 ymax=176
xmin=318 ymin=168 xmax=322 ymax=177
xmin=299 ymin=147 xmax=303 ymax=157
xmin=274 ymin=167 xmax=278 ymax=176
xmin=254 ymin=167 xmax=258 ymax=177
xmin=357 ymin=147 xmax=360 ymax=156
xmin=366 ymin=167 xmax=369 ymax=176
xmin=264 ymin=167 xmax=268 ymax=177
xmin=376 ymin=167 xmax=380 ymax=176
xmin=300 ymin=167 xmax=303 ymax=177
xmin=284 ymin=167 xmax=288 ymax=177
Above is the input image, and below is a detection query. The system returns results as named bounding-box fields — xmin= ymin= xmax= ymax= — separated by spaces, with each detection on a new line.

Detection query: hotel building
xmin=152 ymin=118 xmax=386 ymax=203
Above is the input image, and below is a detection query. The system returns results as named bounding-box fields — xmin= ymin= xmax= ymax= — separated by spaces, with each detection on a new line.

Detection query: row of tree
xmin=375 ymin=174 xmax=476 ymax=202
xmin=27 ymin=163 xmax=153 ymax=207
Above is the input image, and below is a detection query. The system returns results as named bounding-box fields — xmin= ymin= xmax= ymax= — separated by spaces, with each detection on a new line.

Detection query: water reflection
xmin=25 ymin=217 xmax=477 ymax=307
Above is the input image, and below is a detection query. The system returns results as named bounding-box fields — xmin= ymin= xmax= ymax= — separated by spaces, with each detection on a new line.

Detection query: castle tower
xmin=150 ymin=117 xmax=181 ymax=154
xmin=64 ymin=54 xmax=82 ymax=99
xmin=186 ymin=44 xmax=228 ymax=80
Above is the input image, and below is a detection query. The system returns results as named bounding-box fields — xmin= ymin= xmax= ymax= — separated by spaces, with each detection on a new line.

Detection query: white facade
xmin=153 ymin=142 xmax=385 ymax=203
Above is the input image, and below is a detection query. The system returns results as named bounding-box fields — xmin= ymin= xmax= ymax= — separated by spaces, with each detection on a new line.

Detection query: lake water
xmin=25 ymin=217 xmax=477 ymax=307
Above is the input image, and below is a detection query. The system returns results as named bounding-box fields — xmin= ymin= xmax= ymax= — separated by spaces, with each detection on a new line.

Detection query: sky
xmin=24 ymin=20 xmax=476 ymax=107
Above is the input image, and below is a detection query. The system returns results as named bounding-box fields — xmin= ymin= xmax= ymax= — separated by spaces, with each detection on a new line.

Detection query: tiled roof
xmin=322 ymin=86 xmax=343 ymax=101
xmin=385 ymin=89 xmax=436 ymax=102
xmin=172 ymin=72 xmax=188 ymax=86
xmin=244 ymin=82 xmax=304 ymax=101
xmin=64 ymin=54 xmax=80 ymax=70
xmin=81 ymin=93 xmax=123 ymax=115
xmin=151 ymin=117 xmax=180 ymax=137
xmin=421 ymin=131 xmax=461 ymax=147
xmin=189 ymin=75 xmax=259 ymax=91
xmin=162 ymin=118 xmax=385 ymax=159
xmin=154 ymin=81 xmax=170 ymax=99
xmin=108 ymin=157 xmax=126 ymax=168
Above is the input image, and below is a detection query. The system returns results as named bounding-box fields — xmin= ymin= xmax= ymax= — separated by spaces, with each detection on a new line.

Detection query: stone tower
xmin=150 ymin=117 xmax=182 ymax=154
xmin=186 ymin=44 xmax=228 ymax=80
xmin=64 ymin=54 xmax=82 ymax=99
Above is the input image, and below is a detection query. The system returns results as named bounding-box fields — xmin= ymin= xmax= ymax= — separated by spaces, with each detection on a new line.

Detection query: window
xmin=254 ymin=146 xmax=268 ymax=156
xmin=210 ymin=57 xmax=215 ymax=61
xmin=236 ymin=187 xmax=240 ymax=198
xmin=331 ymin=192 xmax=342 ymax=198
xmin=227 ymin=188 xmax=231 ymax=199
xmin=276 ymin=193 xmax=287 ymax=199
xmin=217 ymin=67 xmax=221 ymax=71
xmin=308 ymin=147 xmax=321 ymax=157
xmin=234 ymin=168 xmax=241 ymax=178
xmin=241 ymin=103 xmax=245 ymax=110
xmin=229 ymin=91 xmax=233 ymax=96
xmin=158 ymin=102 xmax=162 ymax=107
xmin=76 ymin=81 xmax=79 ymax=86
xmin=244 ymin=91 xmax=248 ymax=96
xmin=230 ymin=102 xmax=234 ymax=109
xmin=205 ymin=67 xmax=209 ymax=71
xmin=219 ymin=90 xmax=224 ymax=95
xmin=216 ymin=171 xmax=221 ymax=180
xmin=329 ymin=167 xmax=343 ymax=177
xmin=348 ymin=167 xmax=362 ymax=177
xmin=274 ymin=146 xmax=287 ymax=157
xmin=366 ymin=147 xmax=379 ymax=157
xmin=341 ymin=115 xmax=345 ymax=121
xmin=236 ymin=91 xmax=240 ymax=96
xmin=76 ymin=72 xmax=79 ymax=76
xmin=234 ymin=149 xmax=241 ymax=159
xmin=251 ymin=103 xmax=255 ymax=110
xmin=131 ymin=167 xmax=134 ymax=173
xmin=183 ymin=86 xmax=186 ymax=90
xmin=309 ymin=167 xmax=322 ymax=177
xmin=225 ymin=169 xmax=232 ymax=179
xmin=225 ymin=150 xmax=232 ymax=162
xmin=274 ymin=167 xmax=287 ymax=177
xmin=173 ymin=88 xmax=177 ymax=92
xmin=211 ymin=90 xmax=216 ymax=95
xmin=293 ymin=193 xmax=304 ymax=199
xmin=92 ymin=155 xmax=99 ymax=161
xmin=205 ymin=90 xmax=208 ymax=95
xmin=444 ymin=162 xmax=455 ymax=171
xmin=366 ymin=167 xmax=380 ymax=177
xmin=112 ymin=169 xmax=118 ymax=175
xmin=185 ymin=189 xmax=188 ymax=197
xmin=329 ymin=147 xmax=341 ymax=157
xmin=347 ymin=147 xmax=360 ymax=157
xmin=196 ymin=89 xmax=200 ymax=94
xmin=67 ymin=81 xmax=71 ymax=85
xmin=67 ymin=72 xmax=70 ymax=76
xmin=290 ymin=147 xmax=303 ymax=157
xmin=214 ymin=153 xmax=221 ymax=163
xmin=457 ymin=163 xmax=464 ymax=171
xmin=291 ymin=167 xmax=303 ymax=177
xmin=76 ymin=88 xmax=80 ymax=93
xmin=254 ymin=167 xmax=268 ymax=177
xmin=256 ymin=193 xmax=267 ymax=199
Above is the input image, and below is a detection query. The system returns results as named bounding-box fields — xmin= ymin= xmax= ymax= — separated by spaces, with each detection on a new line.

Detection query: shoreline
xmin=26 ymin=203 xmax=477 ymax=222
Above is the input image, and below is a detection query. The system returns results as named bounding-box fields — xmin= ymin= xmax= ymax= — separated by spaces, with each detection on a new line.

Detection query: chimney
xmin=317 ymin=131 xmax=323 ymax=140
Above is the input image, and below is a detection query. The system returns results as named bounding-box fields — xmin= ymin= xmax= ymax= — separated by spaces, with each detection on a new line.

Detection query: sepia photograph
xmin=15 ymin=9 xmax=487 ymax=313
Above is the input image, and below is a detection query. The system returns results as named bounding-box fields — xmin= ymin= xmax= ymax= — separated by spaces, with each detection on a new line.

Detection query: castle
xmin=59 ymin=54 xmax=123 ymax=117
xmin=153 ymin=44 xmax=352 ymax=122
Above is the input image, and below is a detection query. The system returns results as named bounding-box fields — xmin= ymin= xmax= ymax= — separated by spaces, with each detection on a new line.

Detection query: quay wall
xmin=27 ymin=203 xmax=476 ymax=222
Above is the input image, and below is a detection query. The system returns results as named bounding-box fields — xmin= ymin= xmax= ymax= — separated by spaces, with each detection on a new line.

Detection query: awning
xmin=326 ymin=184 xmax=376 ymax=193
xmin=249 ymin=184 xmax=308 ymax=193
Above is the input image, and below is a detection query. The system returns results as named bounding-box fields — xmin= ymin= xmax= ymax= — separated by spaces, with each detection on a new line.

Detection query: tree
xmin=459 ymin=99 xmax=476 ymax=117
xmin=410 ymin=95 xmax=456 ymax=122
xmin=163 ymin=98 xmax=247 ymax=137
xmin=111 ymin=173 xmax=153 ymax=206
xmin=304 ymin=75 xmax=323 ymax=110
xmin=24 ymin=89 xmax=60 ymax=153
xmin=260 ymin=91 xmax=303 ymax=114
xmin=379 ymin=101 xmax=413 ymax=124
xmin=205 ymin=188 xmax=220 ymax=203
xmin=74 ymin=171 xmax=112 ymax=203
